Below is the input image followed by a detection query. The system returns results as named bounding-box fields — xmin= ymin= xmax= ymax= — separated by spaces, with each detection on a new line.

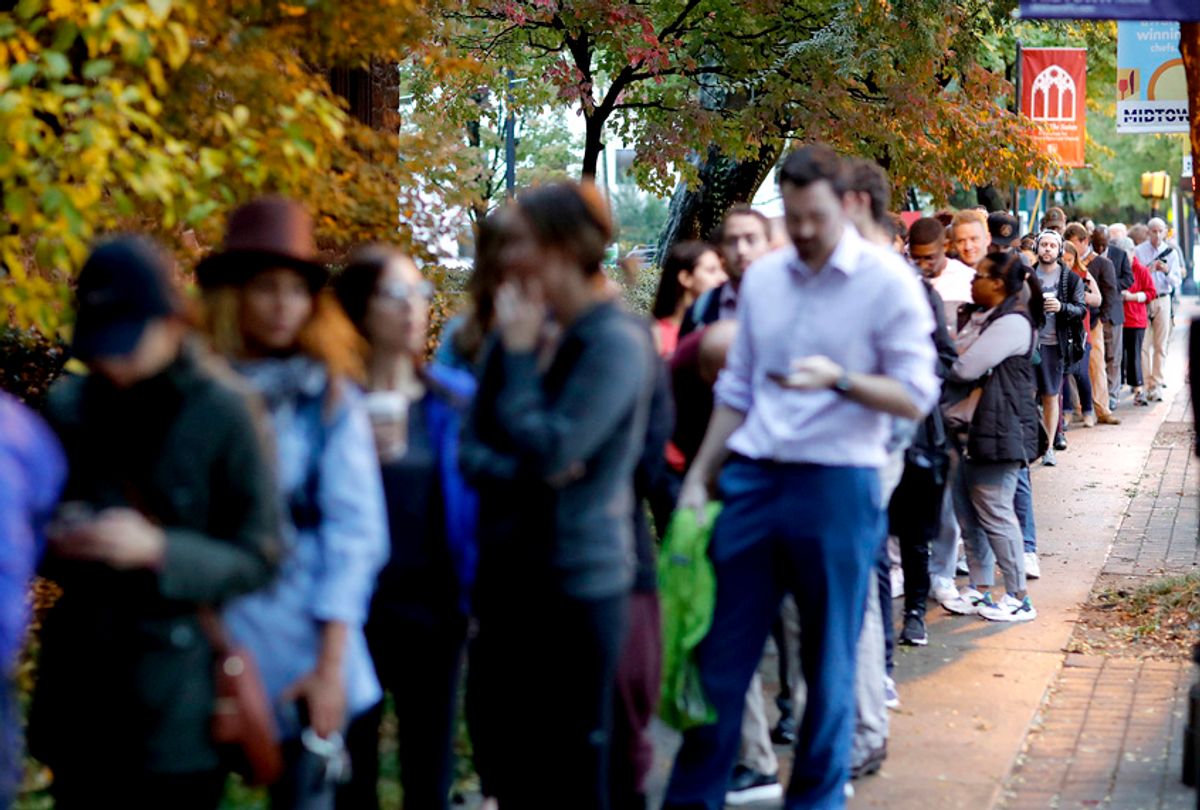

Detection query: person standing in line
xmin=664 ymin=145 xmax=938 ymax=810
xmin=1100 ymin=225 xmax=1133 ymax=408
xmin=30 ymin=237 xmax=280 ymax=809
xmin=435 ymin=208 xmax=517 ymax=374
xmin=197 ymin=198 xmax=389 ymax=810
xmin=1134 ymin=217 xmax=1183 ymax=401
xmin=662 ymin=207 xmax=784 ymax=805
xmin=1121 ymin=255 xmax=1157 ymax=406
xmin=1042 ymin=207 xmax=1067 ymax=235
xmin=459 ymin=183 xmax=653 ymax=810
xmin=331 ymin=247 xmax=478 ymax=810
xmin=678 ymin=205 xmax=772 ymax=339
xmin=0 ymin=393 xmax=65 ymax=809
xmin=671 ymin=209 xmax=773 ymax=467
xmin=1066 ymin=223 xmax=1121 ymax=425
xmin=941 ymin=252 xmax=1041 ymax=623
xmin=651 ymin=241 xmax=728 ymax=357
xmin=1057 ymin=240 xmax=1102 ymax=435
xmin=1031 ymin=230 xmax=1086 ymax=467
xmin=951 ymin=209 xmax=989 ymax=271
xmin=610 ymin=287 xmax=676 ymax=810
xmin=892 ymin=267 xmax=958 ymax=648
xmin=906 ymin=217 xmax=972 ymax=605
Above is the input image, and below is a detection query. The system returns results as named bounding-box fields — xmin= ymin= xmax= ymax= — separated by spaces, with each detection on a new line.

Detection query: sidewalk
xmin=646 ymin=307 xmax=1197 ymax=809
xmin=998 ymin=378 xmax=1197 ymax=808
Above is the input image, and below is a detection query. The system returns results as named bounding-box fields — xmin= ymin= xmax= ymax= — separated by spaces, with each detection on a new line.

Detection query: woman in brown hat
xmin=196 ymin=197 xmax=389 ymax=810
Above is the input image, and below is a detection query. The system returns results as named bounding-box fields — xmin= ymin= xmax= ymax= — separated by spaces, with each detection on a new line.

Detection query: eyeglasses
xmin=376 ymin=280 xmax=434 ymax=302
xmin=971 ymin=274 xmax=997 ymax=283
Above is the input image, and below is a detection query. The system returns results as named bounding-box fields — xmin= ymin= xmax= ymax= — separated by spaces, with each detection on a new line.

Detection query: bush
xmin=0 ymin=329 xmax=68 ymax=410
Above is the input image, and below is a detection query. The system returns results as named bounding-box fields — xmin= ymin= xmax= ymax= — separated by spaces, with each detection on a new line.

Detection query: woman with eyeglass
xmin=331 ymin=246 xmax=479 ymax=810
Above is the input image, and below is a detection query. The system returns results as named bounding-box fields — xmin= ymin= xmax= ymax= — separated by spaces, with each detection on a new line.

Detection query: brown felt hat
xmin=195 ymin=196 xmax=328 ymax=291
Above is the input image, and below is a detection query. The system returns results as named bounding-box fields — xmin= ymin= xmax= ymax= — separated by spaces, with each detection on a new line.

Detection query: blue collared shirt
xmin=223 ymin=360 xmax=389 ymax=737
xmin=714 ymin=226 xmax=940 ymax=468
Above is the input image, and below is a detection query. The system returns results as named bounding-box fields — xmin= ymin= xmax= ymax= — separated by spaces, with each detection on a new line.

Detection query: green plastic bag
xmin=658 ymin=503 xmax=721 ymax=731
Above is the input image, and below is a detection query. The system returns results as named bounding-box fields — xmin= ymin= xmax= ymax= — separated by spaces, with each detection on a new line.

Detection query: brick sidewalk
xmin=999 ymin=656 xmax=1192 ymax=809
xmin=1104 ymin=385 xmax=1198 ymax=579
xmin=999 ymin=384 xmax=1198 ymax=810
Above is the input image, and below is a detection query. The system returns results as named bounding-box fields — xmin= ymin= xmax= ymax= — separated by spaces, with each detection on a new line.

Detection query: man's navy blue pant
xmin=664 ymin=459 xmax=883 ymax=810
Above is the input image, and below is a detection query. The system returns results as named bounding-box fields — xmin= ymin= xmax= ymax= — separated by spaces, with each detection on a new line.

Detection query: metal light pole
xmin=504 ymin=69 xmax=516 ymax=199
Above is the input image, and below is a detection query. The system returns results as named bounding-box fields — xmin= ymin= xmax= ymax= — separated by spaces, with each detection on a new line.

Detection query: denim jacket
xmin=224 ymin=358 xmax=389 ymax=738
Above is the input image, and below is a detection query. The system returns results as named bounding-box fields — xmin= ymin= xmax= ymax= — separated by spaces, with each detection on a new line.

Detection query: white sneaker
xmin=978 ymin=594 xmax=1037 ymax=622
xmin=884 ymin=676 xmax=900 ymax=709
xmin=1042 ymin=447 xmax=1057 ymax=466
xmin=943 ymin=588 xmax=995 ymax=615
xmin=931 ymin=576 xmax=959 ymax=606
xmin=1024 ymin=552 xmax=1041 ymax=580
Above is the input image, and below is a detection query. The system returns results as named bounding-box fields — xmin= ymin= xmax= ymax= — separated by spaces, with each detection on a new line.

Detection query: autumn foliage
xmin=0 ymin=0 xmax=470 ymax=339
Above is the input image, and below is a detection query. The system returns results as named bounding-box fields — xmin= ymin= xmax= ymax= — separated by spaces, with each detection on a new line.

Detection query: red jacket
xmin=1123 ymin=256 xmax=1156 ymax=329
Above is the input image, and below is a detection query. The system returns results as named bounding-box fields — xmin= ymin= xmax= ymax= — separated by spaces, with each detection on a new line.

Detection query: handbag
xmin=199 ymin=608 xmax=284 ymax=786
xmin=943 ymin=385 xmax=983 ymax=434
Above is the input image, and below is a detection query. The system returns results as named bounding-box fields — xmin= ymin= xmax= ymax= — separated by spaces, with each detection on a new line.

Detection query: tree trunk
xmin=581 ymin=113 xmax=605 ymax=180
xmin=329 ymin=60 xmax=398 ymax=131
xmin=975 ymin=184 xmax=1008 ymax=213
xmin=657 ymin=142 xmax=780 ymax=261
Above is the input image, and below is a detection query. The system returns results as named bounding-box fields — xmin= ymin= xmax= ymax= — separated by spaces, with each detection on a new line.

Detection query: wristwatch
xmin=832 ymin=372 xmax=853 ymax=395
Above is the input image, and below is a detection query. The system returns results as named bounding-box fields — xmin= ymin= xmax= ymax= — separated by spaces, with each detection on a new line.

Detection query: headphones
xmin=1036 ymin=230 xmax=1064 ymax=261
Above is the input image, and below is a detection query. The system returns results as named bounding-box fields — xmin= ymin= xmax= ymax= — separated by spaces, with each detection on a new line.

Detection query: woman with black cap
xmin=196 ymin=197 xmax=389 ymax=810
xmin=31 ymin=236 xmax=280 ymax=809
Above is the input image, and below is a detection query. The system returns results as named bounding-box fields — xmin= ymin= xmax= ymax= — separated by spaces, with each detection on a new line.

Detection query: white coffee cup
xmin=364 ymin=391 xmax=409 ymax=460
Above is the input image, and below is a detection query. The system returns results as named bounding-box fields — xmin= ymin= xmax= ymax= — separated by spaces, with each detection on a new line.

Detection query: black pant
xmin=889 ymin=458 xmax=948 ymax=619
xmin=338 ymin=611 xmax=467 ymax=810
xmin=1123 ymin=326 xmax=1146 ymax=387
xmin=51 ymin=769 xmax=225 ymax=810
xmin=468 ymin=585 xmax=628 ymax=810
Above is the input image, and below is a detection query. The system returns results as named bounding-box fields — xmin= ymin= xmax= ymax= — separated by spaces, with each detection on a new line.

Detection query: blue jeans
xmin=1015 ymin=466 xmax=1036 ymax=554
xmin=664 ymin=460 xmax=883 ymax=810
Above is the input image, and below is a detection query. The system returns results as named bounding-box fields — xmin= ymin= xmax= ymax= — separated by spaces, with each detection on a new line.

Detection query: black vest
xmin=965 ymin=299 xmax=1040 ymax=464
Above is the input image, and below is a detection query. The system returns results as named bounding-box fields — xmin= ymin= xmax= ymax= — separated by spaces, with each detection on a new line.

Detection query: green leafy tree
xmin=433 ymin=0 xmax=1061 ymax=253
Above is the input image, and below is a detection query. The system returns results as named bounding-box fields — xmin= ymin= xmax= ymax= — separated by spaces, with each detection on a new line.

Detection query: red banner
xmin=1020 ymin=48 xmax=1087 ymax=168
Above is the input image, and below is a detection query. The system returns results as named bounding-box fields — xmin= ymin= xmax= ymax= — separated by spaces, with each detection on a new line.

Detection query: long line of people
xmin=0 ymin=145 xmax=1187 ymax=810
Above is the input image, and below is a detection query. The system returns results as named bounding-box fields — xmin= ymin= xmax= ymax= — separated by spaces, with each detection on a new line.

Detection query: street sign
xmin=1020 ymin=48 xmax=1088 ymax=167
xmin=1116 ymin=22 xmax=1189 ymax=134
xmin=1185 ymin=154 xmax=1194 ymax=178
xmin=1021 ymin=0 xmax=1200 ymax=20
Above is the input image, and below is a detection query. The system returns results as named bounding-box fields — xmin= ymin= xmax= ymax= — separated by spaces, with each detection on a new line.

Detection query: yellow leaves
xmin=279 ymin=3 xmax=308 ymax=17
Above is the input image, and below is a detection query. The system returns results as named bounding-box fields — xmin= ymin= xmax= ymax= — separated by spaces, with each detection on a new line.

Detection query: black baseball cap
xmin=988 ymin=212 xmax=1020 ymax=248
xmin=72 ymin=236 xmax=179 ymax=361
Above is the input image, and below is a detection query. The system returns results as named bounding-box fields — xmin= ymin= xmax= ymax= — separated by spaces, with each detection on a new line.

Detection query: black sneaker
xmin=850 ymin=742 xmax=888 ymax=780
xmin=725 ymin=765 xmax=783 ymax=806
xmin=771 ymin=713 xmax=798 ymax=746
xmin=899 ymin=611 xmax=927 ymax=646
xmin=1053 ymin=433 xmax=1068 ymax=451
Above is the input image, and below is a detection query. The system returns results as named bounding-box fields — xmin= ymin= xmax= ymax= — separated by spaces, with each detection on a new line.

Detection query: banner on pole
xmin=1020 ymin=48 xmax=1087 ymax=168
xmin=1116 ymin=22 xmax=1189 ymax=134
xmin=1020 ymin=0 xmax=1200 ymax=20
